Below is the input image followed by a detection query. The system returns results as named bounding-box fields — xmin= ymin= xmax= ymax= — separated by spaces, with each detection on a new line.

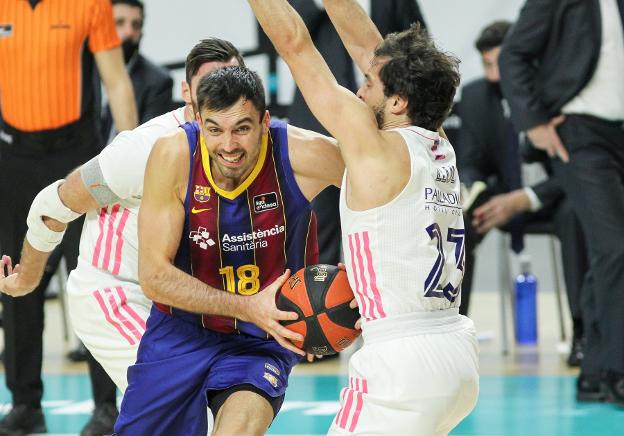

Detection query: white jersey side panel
xmin=339 ymin=126 xmax=464 ymax=321
xmin=75 ymin=107 xmax=185 ymax=284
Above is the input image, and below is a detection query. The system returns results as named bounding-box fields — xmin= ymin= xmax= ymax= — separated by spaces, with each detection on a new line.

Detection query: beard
xmin=373 ymin=100 xmax=386 ymax=129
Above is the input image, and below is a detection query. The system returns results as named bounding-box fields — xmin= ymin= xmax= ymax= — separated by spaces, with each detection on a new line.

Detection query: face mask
xmin=121 ymin=39 xmax=139 ymax=64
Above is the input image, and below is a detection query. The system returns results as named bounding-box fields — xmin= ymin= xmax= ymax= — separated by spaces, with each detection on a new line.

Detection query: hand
xmin=0 ymin=255 xmax=35 ymax=297
xmin=472 ymin=190 xmax=530 ymax=234
xmin=527 ymin=115 xmax=569 ymax=162
xmin=306 ymin=353 xmax=324 ymax=363
xmin=243 ymin=270 xmax=306 ymax=356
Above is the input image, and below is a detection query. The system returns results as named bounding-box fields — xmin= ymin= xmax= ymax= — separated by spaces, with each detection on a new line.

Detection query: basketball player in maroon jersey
xmin=114 ymin=66 xmax=346 ymax=435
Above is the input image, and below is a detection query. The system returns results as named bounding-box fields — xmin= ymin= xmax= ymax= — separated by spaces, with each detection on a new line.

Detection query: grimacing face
xmin=198 ymin=98 xmax=269 ymax=190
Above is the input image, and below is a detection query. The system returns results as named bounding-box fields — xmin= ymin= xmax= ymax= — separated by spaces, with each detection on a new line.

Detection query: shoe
xmin=566 ymin=337 xmax=584 ymax=367
xmin=576 ymin=373 xmax=606 ymax=402
xmin=67 ymin=343 xmax=89 ymax=362
xmin=0 ymin=404 xmax=47 ymax=436
xmin=602 ymin=370 xmax=624 ymax=407
xmin=80 ymin=403 xmax=118 ymax=436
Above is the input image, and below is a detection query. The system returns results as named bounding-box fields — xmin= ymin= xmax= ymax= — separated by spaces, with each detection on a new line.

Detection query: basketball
xmin=277 ymin=264 xmax=361 ymax=355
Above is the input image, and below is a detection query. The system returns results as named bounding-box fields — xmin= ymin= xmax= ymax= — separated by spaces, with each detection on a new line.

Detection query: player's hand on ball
xmin=349 ymin=298 xmax=362 ymax=330
xmin=306 ymin=353 xmax=324 ymax=363
xmin=245 ymin=269 xmax=306 ymax=356
xmin=0 ymin=255 xmax=33 ymax=297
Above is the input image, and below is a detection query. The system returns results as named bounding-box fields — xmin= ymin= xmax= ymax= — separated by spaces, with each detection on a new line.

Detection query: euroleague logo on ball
xmin=310 ymin=265 xmax=328 ymax=282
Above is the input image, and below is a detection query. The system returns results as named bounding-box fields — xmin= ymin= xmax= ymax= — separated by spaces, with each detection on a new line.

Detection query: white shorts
xmin=66 ymin=264 xmax=152 ymax=392
xmin=328 ymin=312 xmax=479 ymax=436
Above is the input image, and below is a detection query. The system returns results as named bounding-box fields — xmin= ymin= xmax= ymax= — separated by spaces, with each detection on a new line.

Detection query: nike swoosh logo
xmin=191 ymin=207 xmax=212 ymax=214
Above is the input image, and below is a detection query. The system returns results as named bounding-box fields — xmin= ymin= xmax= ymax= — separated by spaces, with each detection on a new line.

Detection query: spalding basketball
xmin=277 ymin=264 xmax=361 ymax=355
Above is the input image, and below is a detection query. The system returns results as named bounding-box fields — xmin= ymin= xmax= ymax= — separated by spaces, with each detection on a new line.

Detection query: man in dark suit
xmin=101 ymin=0 xmax=173 ymax=142
xmin=288 ymin=0 xmax=426 ymax=268
xmin=457 ymin=21 xmax=588 ymax=368
xmin=499 ymin=0 xmax=624 ymax=405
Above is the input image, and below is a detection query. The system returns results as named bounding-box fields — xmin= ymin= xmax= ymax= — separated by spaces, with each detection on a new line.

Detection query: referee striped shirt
xmin=0 ymin=0 xmax=120 ymax=132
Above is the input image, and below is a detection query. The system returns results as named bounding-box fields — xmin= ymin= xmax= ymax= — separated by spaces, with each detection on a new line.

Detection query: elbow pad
xmin=26 ymin=180 xmax=82 ymax=252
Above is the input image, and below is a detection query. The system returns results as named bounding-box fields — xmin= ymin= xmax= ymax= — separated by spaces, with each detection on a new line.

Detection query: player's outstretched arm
xmin=0 ymin=167 xmax=101 ymax=296
xmin=138 ymin=131 xmax=305 ymax=354
xmin=323 ymin=0 xmax=382 ymax=74
xmin=0 ymin=242 xmax=56 ymax=297
xmin=247 ymin=0 xmax=383 ymax=167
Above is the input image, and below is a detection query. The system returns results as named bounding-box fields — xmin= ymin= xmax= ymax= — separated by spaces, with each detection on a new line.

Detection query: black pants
xmin=461 ymin=195 xmax=589 ymax=342
xmin=552 ymin=115 xmax=624 ymax=375
xmin=0 ymin=119 xmax=115 ymax=408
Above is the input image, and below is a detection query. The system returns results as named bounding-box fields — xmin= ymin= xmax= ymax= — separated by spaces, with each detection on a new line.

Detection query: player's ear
xmin=262 ymin=110 xmax=271 ymax=134
xmin=390 ymin=94 xmax=409 ymax=116
xmin=181 ymin=80 xmax=191 ymax=105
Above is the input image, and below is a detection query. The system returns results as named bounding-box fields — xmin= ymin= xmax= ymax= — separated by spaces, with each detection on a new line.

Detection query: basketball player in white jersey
xmin=0 ymin=38 xmax=243 ymax=391
xmin=248 ymin=1 xmax=479 ymax=434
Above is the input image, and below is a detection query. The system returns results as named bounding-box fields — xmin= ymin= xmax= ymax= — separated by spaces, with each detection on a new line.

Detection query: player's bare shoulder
xmin=287 ymin=124 xmax=338 ymax=149
xmin=286 ymin=124 xmax=343 ymax=194
xmin=149 ymin=128 xmax=190 ymax=166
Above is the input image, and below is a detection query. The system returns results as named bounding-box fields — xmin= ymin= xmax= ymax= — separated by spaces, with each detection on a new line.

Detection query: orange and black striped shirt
xmin=0 ymin=0 xmax=120 ymax=132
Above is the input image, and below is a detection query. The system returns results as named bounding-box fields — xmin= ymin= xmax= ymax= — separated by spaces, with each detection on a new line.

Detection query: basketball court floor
xmin=0 ymin=251 xmax=622 ymax=434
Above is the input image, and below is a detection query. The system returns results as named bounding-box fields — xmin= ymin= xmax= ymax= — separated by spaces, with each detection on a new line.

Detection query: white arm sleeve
xmin=523 ymin=187 xmax=543 ymax=212
xmin=97 ymin=130 xmax=153 ymax=200
xmin=97 ymin=108 xmax=185 ymax=200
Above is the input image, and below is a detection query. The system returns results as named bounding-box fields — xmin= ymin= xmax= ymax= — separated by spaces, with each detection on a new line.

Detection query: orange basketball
xmin=277 ymin=264 xmax=361 ymax=355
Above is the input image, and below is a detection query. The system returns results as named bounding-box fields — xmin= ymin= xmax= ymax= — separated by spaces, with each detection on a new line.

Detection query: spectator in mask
xmin=101 ymin=0 xmax=173 ymax=143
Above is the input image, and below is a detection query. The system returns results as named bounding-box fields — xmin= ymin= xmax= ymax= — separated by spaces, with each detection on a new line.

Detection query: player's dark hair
xmin=196 ymin=66 xmax=266 ymax=119
xmin=185 ymin=38 xmax=245 ymax=83
xmin=475 ymin=20 xmax=512 ymax=52
xmin=112 ymin=0 xmax=144 ymax=17
xmin=374 ymin=23 xmax=460 ymax=131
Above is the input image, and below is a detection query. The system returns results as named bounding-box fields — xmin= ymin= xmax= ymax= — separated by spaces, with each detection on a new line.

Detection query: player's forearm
xmin=323 ymin=0 xmax=382 ymax=72
xmin=15 ymin=240 xmax=52 ymax=289
xmin=139 ymin=259 xmax=247 ymax=319
xmin=247 ymin=0 xmax=314 ymax=57
xmin=95 ymin=47 xmax=138 ymax=131
xmin=106 ymin=78 xmax=138 ymax=132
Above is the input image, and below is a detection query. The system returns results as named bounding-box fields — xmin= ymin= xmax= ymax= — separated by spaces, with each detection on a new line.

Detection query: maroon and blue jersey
xmin=154 ymin=119 xmax=318 ymax=338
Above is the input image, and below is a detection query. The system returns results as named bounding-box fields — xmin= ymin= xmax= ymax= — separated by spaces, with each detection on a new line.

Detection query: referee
xmin=0 ymin=0 xmax=137 ymax=433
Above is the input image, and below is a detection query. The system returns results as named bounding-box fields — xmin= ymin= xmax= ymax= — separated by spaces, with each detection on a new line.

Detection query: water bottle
xmin=515 ymin=255 xmax=537 ymax=345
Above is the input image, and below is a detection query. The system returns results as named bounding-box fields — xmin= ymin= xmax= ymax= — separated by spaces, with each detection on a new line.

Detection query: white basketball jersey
xmin=339 ymin=126 xmax=464 ymax=322
xmin=75 ymin=108 xmax=185 ymax=284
